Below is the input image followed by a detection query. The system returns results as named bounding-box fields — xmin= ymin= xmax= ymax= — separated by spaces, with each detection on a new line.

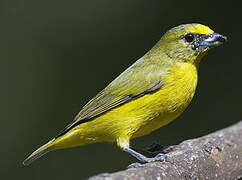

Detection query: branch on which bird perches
xmin=88 ymin=121 xmax=242 ymax=180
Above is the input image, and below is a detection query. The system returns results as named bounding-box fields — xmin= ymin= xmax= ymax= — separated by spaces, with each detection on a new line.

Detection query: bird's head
xmin=157 ymin=23 xmax=227 ymax=64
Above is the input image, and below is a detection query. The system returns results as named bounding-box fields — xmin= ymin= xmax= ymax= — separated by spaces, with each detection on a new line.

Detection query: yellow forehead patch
xmin=187 ymin=24 xmax=214 ymax=34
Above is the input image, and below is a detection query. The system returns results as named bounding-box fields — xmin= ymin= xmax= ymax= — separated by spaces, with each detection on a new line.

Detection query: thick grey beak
xmin=200 ymin=33 xmax=227 ymax=48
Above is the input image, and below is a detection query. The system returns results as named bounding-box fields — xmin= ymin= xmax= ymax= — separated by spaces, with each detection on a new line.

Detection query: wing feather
xmin=55 ymin=59 xmax=166 ymax=138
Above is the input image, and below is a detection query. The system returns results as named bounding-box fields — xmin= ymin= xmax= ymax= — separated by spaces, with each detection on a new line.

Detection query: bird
xmin=23 ymin=23 xmax=227 ymax=166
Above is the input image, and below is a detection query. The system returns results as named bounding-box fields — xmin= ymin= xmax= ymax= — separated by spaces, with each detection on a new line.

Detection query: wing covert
xmin=55 ymin=59 xmax=166 ymax=138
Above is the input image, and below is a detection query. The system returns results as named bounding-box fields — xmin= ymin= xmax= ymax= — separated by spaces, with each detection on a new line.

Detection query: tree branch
xmin=88 ymin=121 xmax=242 ymax=180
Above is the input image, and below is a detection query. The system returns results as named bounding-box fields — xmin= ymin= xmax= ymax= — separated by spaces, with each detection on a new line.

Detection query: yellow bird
xmin=23 ymin=23 xmax=226 ymax=165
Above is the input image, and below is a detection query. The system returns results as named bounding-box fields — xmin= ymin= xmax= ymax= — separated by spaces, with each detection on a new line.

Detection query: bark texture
xmin=88 ymin=121 xmax=242 ymax=180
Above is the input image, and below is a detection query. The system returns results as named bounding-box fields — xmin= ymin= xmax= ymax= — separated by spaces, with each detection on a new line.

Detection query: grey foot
xmin=145 ymin=153 xmax=167 ymax=163
xmin=124 ymin=147 xmax=168 ymax=163
xmin=127 ymin=153 xmax=167 ymax=168
xmin=127 ymin=162 xmax=142 ymax=168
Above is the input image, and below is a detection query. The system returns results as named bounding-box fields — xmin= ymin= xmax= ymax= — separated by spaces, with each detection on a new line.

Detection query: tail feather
xmin=23 ymin=139 xmax=55 ymax=166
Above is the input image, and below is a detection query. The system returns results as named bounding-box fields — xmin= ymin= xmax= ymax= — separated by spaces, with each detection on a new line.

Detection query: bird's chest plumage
xmin=132 ymin=62 xmax=198 ymax=137
xmin=158 ymin=62 xmax=198 ymax=113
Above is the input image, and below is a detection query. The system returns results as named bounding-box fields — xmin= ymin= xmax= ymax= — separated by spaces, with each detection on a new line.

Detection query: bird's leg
xmin=117 ymin=138 xmax=167 ymax=168
xmin=123 ymin=147 xmax=167 ymax=166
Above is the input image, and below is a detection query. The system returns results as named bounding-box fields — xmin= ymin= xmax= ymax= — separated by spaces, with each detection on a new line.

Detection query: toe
xmin=128 ymin=162 xmax=142 ymax=168
xmin=154 ymin=153 xmax=167 ymax=161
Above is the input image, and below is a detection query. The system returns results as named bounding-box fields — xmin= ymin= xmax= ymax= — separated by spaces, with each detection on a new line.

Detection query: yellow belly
xmin=53 ymin=62 xmax=198 ymax=149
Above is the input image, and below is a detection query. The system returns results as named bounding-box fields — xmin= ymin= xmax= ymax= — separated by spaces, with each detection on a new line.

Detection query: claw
xmin=127 ymin=162 xmax=142 ymax=168
xmin=144 ymin=153 xmax=167 ymax=163
xmin=128 ymin=153 xmax=167 ymax=168
xmin=153 ymin=153 xmax=167 ymax=162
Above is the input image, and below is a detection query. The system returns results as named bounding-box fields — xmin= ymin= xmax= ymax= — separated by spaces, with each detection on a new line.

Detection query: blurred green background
xmin=1 ymin=0 xmax=241 ymax=179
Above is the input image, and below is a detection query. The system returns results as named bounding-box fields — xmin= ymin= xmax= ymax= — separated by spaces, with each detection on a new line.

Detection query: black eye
xmin=184 ymin=33 xmax=195 ymax=42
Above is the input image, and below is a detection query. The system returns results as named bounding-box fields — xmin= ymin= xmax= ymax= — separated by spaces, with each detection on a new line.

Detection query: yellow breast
xmin=130 ymin=62 xmax=198 ymax=138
